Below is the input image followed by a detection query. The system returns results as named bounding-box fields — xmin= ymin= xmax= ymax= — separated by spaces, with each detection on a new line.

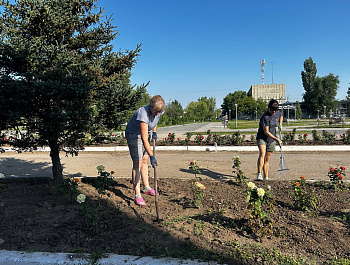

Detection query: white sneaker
xmin=264 ymin=176 xmax=269 ymax=180
xmin=256 ymin=173 xmax=263 ymax=181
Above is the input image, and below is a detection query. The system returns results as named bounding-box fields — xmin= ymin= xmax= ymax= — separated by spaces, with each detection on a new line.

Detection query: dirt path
xmin=1 ymin=150 xmax=349 ymax=181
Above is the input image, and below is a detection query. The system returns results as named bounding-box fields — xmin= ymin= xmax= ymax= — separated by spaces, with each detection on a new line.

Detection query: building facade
xmin=248 ymin=84 xmax=286 ymax=103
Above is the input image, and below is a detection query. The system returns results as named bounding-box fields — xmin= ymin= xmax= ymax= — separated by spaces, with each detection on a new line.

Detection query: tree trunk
xmin=49 ymin=139 xmax=63 ymax=183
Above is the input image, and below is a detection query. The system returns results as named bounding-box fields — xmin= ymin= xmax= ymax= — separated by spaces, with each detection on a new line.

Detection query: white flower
xmin=267 ymin=185 xmax=271 ymax=191
xmin=247 ymin=182 xmax=256 ymax=190
xmin=76 ymin=194 xmax=86 ymax=204
xmin=0 ymin=173 xmax=5 ymax=179
xmin=257 ymin=188 xmax=265 ymax=197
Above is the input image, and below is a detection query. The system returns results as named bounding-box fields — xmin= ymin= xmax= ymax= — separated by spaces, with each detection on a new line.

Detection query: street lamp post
xmin=317 ymin=110 xmax=319 ymax=120
xmin=287 ymin=105 xmax=290 ymax=126
xmin=229 ymin=109 xmax=231 ymax=121
xmin=235 ymin=104 xmax=238 ymax=128
xmin=324 ymin=106 xmax=326 ymax=117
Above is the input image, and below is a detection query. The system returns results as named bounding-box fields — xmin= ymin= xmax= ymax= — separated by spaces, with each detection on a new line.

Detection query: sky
xmin=5 ymin=0 xmax=350 ymax=109
xmin=96 ymin=0 xmax=350 ymax=109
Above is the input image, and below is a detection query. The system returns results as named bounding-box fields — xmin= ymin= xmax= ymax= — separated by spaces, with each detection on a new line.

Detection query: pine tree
xmin=0 ymin=0 xmax=147 ymax=182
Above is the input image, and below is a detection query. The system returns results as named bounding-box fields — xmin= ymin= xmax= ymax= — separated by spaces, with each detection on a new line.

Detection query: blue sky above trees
xmin=5 ymin=0 xmax=350 ymax=109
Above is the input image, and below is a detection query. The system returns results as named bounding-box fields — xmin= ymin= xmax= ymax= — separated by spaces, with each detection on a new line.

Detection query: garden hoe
xmin=152 ymin=139 xmax=161 ymax=222
xmin=275 ymin=128 xmax=289 ymax=179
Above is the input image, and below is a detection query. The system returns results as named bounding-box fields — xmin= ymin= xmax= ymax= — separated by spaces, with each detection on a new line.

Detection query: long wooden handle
xmin=153 ymin=139 xmax=160 ymax=221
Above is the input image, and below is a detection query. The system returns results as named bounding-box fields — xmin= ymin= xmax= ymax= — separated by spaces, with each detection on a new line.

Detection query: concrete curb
xmin=2 ymin=145 xmax=350 ymax=153
xmin=0 ymin=250 xmax=220 ymax=265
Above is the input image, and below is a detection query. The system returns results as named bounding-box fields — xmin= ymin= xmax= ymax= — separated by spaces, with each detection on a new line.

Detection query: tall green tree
xmin=222 ymin=91 xmax=267 ymax=120
xmin=0 ymin=0 xmax=146 ymax=182
xmin=295 ymin=101 xmax=302 ymax=120
xmin=159 ymin=99 xmax=183 ymax=125
xmin=302 ymin=57 xmax=339 ymax=115
xmin=221 ymin=91 xmax=246 ymax=117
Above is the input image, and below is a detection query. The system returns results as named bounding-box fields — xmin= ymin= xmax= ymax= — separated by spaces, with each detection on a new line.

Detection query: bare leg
xmin=263 ymin=151 xmax=273 ymax=179
xmin=257 ymin=144 xmax=266 ymax=175
xmin=132 ymin=160 xmax=143 ymax=196
xmin=140 ymin=154 xmax=150 ymax=189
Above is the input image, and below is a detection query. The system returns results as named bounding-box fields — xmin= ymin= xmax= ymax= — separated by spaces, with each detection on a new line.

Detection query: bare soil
xmin=1 ymin=174 xmax=350 ymax=264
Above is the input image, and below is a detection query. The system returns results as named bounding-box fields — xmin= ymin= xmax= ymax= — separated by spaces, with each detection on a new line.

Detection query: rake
xmin=275 ymin=128 xmax=289 ymax=179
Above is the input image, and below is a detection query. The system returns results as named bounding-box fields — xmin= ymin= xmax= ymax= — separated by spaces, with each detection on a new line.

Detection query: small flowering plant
xmin=205 ymin=130 xmax=213 ymax=144
xmin=195 ymin=133 xmax=205 ymax=145
xmin=328 ymin=166 xmax=346 ymax=190
xmin=76 ymin=193 xmax=99 ymax=229
xmin=298 ymin=133 xmax=308 ymax=144
xmin=189 ymin=160 xmax=205 ymax=208
xmin=96 ymin=165 xmax=115 ymax=200
xmin=245 ymin=182 xmax=275 ymax=236
xmin=167 ymin=133 xmax=175 ymax=144
xmin=232 ymin=156 xmax=247 ymax=184
xmin=293 ymin=176 xmax=319 ymax=215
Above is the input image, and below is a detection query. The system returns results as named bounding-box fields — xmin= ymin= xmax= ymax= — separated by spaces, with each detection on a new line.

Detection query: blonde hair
xmin=149 ymin=95 xmax=165 ymax=112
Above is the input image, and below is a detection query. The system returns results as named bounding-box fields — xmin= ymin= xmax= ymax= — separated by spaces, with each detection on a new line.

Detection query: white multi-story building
xmin=248 ymin=84 xmax=286 ymax=103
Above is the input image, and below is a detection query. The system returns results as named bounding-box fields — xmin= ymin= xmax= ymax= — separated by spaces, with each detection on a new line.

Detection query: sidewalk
xmin=0 ymin=250 xmax=220 ymax=265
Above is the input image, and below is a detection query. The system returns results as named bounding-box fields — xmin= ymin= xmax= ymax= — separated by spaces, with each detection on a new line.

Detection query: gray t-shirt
xmin=125 ymin=105 xmax=164 ymax=135
xmin=257 ymin=110 xmax=282 ymax=142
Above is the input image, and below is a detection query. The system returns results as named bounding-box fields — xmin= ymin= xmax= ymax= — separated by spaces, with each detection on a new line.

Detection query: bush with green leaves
xmin=282 ymin=128 xmax=296 ymax=144
xmin=293 ymin=176 xmax=319 ymax=216
xmin=328 ymin=166 xmax=346 ymax=191
xmin=321 ymin=130 xmax=336 ymax=144
xmin=232 ymin=156 xmax=247 ymax=184
xmin=189 ymin=160 xmax=205 ymax=208
xmin=245 ymin=182 xmax=275 ymax=236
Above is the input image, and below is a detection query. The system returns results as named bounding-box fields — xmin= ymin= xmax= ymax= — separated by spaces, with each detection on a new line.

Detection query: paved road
xmin=157 ymin=122 xmax=348 ymax=140
xmin=1 ymin=149 xmax=349 ymax=182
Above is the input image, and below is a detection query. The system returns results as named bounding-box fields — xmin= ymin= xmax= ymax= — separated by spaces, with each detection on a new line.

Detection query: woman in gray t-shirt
xmin=125 ymin=95 xmax=165 ymax=206
xmin=256 ymin=99 xmax=283 ymax=181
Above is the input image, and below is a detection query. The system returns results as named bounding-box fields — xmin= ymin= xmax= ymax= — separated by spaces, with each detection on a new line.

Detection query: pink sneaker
xmin=134 ymin=197 xmax=146 ymax=206
xmin=143 ymin=188 xmax=159 ymax=196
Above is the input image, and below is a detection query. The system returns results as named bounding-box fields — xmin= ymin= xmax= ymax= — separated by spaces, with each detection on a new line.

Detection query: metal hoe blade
xmin=277 ymin=129 xmax=289 ymax=172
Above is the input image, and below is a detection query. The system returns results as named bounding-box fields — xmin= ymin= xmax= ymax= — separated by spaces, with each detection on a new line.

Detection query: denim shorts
xmin=257 ymin=138 xmax=276 ymax=152
xmin=125 ymin=133 xmax=150 ymax=161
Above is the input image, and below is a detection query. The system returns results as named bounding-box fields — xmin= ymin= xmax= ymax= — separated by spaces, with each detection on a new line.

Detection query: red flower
xmin=167 ymin=138 xmax=170 ymax=141
xmin=4 ymin=138 xmax=7 ymax=141
xmin=300 ymin=176 xmax=305 ymax=180
xmin=123 ymin=137 xmax=126 ymax=140
xmin=177 ymin=138 xmax=180 ymax=140
xmin=209 ymin=134 xmax=212 ymax=136
xmin=201 ymin=136 xmax=204 ymax=139
xmin=243 ymin=135 xmax=246 ymax=137
xmin=198 ymin=136 xmax=200 ymax=139
xmin=337 ymin=172 xmax=341 ymax=177
xmin=168 ymin=133 xmax=171 ymax=136
xmin=304 ymin=133 xmax=308 ymax=137
xmin=340 ymin=167 xmax=346 ymax=170
xmin=295 ymin=182 xmax=300 ymax=186
xmin=330 ymin=168 xmax=335 ymax=171
xmin=185 ymin=138 xmax=188 ymax=141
